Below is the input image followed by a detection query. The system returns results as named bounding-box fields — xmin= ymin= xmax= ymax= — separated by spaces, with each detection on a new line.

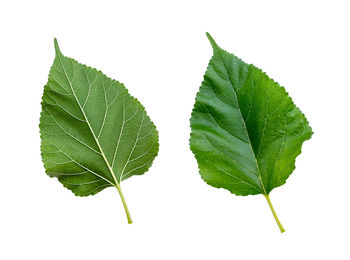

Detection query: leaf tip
xmin=54 ymin=38 xmax=61 ymax=55
xmin=206 ymin=32 xmax=220 ymax=51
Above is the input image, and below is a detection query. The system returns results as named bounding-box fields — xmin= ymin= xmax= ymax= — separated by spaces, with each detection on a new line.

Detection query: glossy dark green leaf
xmin=40 ymin=39 xmax=159 ymax=223
xmin=190 ymin=33 xmax=312 ymax=232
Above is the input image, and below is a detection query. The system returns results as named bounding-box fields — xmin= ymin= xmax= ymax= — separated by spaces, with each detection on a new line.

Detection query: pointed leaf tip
xmin=54 ymin=38 xmax=61 ymax=55
xmin=206 ymin=32 xmax=220 ymax=51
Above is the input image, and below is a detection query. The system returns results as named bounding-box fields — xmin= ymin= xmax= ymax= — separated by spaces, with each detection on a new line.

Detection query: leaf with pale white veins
xmin=190 ymin=33 xmax=312 ymax=232
xmin=40 ymin=39 xmax=159 ymax=223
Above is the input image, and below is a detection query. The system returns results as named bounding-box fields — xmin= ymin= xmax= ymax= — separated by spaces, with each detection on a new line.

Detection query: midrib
xmin=216 ymin=50 xmax=267 ymax=195
xmin=57 ymin=53 xmax=120 ymax=188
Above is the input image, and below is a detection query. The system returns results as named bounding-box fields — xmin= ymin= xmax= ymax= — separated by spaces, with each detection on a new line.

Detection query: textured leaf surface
xmin=190 ymin=33 xmax=312 ymax=196
xmin=40 ymin=39 xmax=159 ymax=199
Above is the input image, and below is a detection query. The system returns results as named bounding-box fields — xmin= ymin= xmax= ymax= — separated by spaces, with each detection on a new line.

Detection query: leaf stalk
xmin=116 ymin=185 xmax=133 ymax=224
xmin=263 ymin=194 xmax=285 ymax=233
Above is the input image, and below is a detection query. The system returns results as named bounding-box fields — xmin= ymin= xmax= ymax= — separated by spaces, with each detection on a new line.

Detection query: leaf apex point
xmin=206 ymin=32 xmax=219 ymax=51
xmin=54 ymin=38 xmax=61 ymax=54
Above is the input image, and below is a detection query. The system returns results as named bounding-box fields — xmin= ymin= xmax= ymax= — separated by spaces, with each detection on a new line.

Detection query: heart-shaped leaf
xmin=190 ymin=33 xmax=312 ymax=232
xmin=40 ymin=39 xmax=159 ymax=224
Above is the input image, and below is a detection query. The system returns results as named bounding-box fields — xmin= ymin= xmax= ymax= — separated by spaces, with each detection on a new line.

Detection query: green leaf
xmin=190 ymin=33 xmax=312 ymax=232
xmin=40 ymin=39 xmax=159 ymax=224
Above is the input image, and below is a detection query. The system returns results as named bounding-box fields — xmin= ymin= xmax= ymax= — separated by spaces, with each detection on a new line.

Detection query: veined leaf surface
xmin=40 ymin=39 xmax=159 ymax=223
xmin=190 ymin=33 xmax=312 ymax=232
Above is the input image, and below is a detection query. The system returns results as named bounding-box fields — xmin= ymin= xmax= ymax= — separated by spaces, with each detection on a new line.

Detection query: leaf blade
xmin=40 ymin=39 xmax=159 ymax=222
xmin=190 ymin=33 xmax=312 ymax=196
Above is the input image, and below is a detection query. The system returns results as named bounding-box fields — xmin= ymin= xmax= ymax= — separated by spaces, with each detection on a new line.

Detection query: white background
xmin=1 ymin=0 xmax=349 ymax=259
